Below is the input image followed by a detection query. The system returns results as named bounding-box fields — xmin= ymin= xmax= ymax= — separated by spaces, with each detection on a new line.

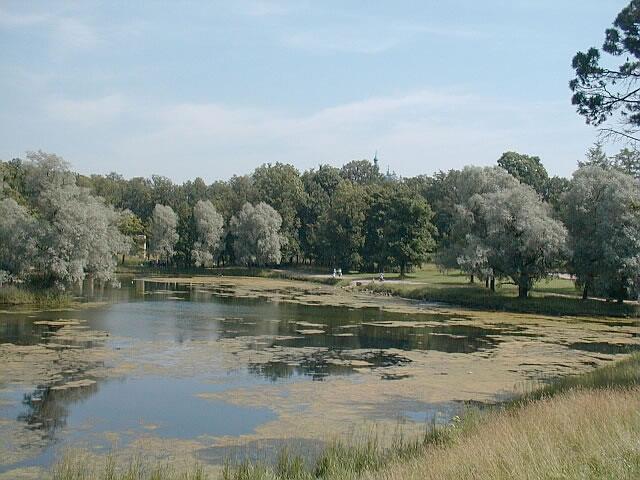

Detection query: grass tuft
xmin=0 ymin=285 xmax=72 ymax=307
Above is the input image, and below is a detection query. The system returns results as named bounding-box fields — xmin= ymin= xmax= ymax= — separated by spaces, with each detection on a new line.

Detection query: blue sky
xmin=0 ymin=1 xmax=630 ymax=182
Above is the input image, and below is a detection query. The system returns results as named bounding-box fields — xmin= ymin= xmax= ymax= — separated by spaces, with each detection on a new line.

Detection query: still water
xmin=1 ymin=279 xmax=638 ymax=473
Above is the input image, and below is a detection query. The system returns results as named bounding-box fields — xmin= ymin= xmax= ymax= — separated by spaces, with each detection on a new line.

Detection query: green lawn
xmin=348 ymin=264 xmax=638 ymax=317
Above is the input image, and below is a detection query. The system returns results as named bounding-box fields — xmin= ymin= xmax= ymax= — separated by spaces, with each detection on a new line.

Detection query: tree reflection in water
xmin=18 ymin=381 xmax=98 ymax=441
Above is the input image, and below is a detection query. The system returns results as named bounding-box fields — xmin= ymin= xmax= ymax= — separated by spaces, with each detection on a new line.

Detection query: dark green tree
xmin=340 ymin=159 xmax=383 ymax=185
xmin=578 ymin=142 xmax=611 ymax=169
xmin=299 ymin=165 xmax=343 ymax=265
xmin=317 ymin=182 xmax=368 ymax=270
xmin=497 ymin=151 xmax=549 ymax=195
xmin=612 ymin=147 xmax=640 ymax=178
xmin=381 ymin=188 xmax=436 ymax=277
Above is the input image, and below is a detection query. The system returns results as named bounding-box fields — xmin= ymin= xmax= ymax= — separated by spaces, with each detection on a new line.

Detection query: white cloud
xmin=281 ymin=20 xmax=482 ymax=54
xmin=0 ymin=9 xmax=48 ymax=27
xmin=103 ymin=87 xmax=588 ymax=181
xmin=238 ymin=0 xmax=295 ymax=17
xmin=0 ymin=6 xmax=97 ymax=54
xmin=52 ymin=17 xmax=98 ymax=52
xmin=46 ymin=94 xmax=126 ymax=124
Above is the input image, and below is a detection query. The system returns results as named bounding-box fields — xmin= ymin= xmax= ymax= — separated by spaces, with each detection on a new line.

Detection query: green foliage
xmin=119 ymin=211 xmax=146 ymax=237
xmin=317 ymin=182 xmax=368 ymax=270
xmin=299 ymin=165 xmax=343 ymax=265
xmin=432 ymin=166 xmax=520 ymax=273
xmin=364 ymin=185 xmax=436 ymax=275
xmin=253 ymin=163 xmax=306 ymax=261
xmin=579 ymin=142 xmax=611 ymax=169
xmin=339 ymin=159 xmax=383 ymax=185
xmin=11 ymin=150 xmax=640 ymax=304
xmin=150 ymin=204 xmax=179 ymax=264
xmin=191 ymin=200 xmax=224 ymax=268
xmin=0 ymin=153 xmax=129 ymax=287
xmin=231 ymin=202 xmax=284 ymax=266
xmin=562 ymin=166 xmax=640 ymax=301
xmin=472 ymin=183 xmax=568 ymax=298
xmin=612 ymin=147 xmax=640 ymax=178
xmin=497 ymin=151 xmax=549 ymax=195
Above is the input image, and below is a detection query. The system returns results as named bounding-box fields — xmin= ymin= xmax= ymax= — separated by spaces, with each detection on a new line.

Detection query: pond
xmin=1 ymin=277 xmax=639 ymax=475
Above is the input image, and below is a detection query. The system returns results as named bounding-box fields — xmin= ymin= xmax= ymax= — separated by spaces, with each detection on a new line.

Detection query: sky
xmin=0 ymin=0 xmax=631 ymax=182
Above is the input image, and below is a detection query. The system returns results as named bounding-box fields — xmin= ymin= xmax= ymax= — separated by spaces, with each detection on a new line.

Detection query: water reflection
xmin=248 ymin=350 xmax=411 ymax=382
xmin=19 ymin=381 xmax=98 ymax=441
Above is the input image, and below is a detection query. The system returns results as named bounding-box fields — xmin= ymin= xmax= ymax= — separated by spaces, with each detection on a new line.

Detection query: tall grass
xmin=0 ymin=285 xmax=72 ymax=307
xmin=52 ymin=451 xmax=207 ymax=480
xmin=367 ymin=387 xmax=640 ymax=480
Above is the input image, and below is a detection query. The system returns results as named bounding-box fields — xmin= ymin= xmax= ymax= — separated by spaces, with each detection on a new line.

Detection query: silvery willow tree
xmin=0 ymin=198 xmax=37 ymax=283
xmin=466 ymin=184 xmax=568 ymax=298
xmin=35 ymin=185 xmax=130 ymax=285
xmin=230 ymin=202 xmax=283 ymax=266
xmin=0 ymin=151 xmax=129 ymax=287
xmin=150 ymin=204 xmax=179 ymax=264
xmin=191 ymin=200 xmax=224 ymax=267
xmin=434 ymin=166 xmax=520 ymax=281
xmin=562 ymin=166 xmax=640 ymax=301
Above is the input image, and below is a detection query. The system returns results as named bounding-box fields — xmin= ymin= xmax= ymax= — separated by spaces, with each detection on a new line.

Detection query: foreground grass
xmin=51 ymin=354 xmax=640 ymax=480
xmin=367 ymin=387 xmax=640 ymax=480
xmin=52 ymin=452 xmax=207 ymax=480
xmin=0 ymin=285 xmax=72 ymax=308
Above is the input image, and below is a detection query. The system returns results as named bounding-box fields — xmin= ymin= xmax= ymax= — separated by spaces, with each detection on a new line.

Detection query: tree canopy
xmin=562 ymin=166 xmax=640 ymax=301
xmin=230 ymin=202 xmax=284 ymax=266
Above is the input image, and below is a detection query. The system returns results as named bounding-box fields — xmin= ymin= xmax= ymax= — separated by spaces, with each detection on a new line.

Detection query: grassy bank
xmin=362 ymin=281 xmax=639 ymax=317
xmin=0 ymin=285 xmax=72 ymax=308
xmin=123 ymin=261 xmax=639 ymax=317
xmin=367 ymin=386 xmax=640 ymax=480
xmin=354 ymin=265 xmax=639 ymax=317
xmin=117 ymin=262 xmax=341 ymax=286
xmin=51 ymin=354 xmax=640 ymax=480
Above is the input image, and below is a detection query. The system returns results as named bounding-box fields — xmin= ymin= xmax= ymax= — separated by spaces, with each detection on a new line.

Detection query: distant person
xmin=333 ymin=268 xmax=337 ymax=278
xmin=379 ymin=272 xmax=384 ymax=282
xmin=337 ymin=268 xmax=342 ymax=278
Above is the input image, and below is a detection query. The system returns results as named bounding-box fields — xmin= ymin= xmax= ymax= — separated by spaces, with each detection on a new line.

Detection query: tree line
xmin=1 ymin=146 xmax=640 ymax=301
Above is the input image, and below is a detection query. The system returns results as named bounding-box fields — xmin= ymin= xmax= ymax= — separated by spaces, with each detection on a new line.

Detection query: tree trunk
xmin=582 ymin=283 xmax=589 ymax=300
xmin=518 ymin=283 xmax=528 ymax=298
xmin=470 ymin=274 xmax=475 ymax=284
xmin=485 ymin=277 xmax=489 ymax=288
xmin=490 ymin=277 xmax=495 ymax=292
xmin=400 ymin=263 xmax=406 ymax=279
